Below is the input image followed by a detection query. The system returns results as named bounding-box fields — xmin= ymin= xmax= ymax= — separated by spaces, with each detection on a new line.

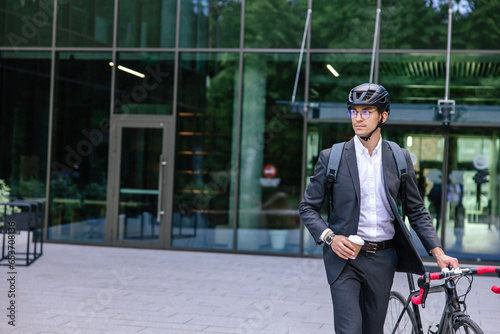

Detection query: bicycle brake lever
xmin=420 ymin=281 xmax=430 ymax=308
xmin=411 ymin=272 xmax=431 ymax=307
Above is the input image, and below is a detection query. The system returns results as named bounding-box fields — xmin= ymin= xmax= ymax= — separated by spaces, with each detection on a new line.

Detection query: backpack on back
xmin=325 ymin=140 xmax=409 ymax=219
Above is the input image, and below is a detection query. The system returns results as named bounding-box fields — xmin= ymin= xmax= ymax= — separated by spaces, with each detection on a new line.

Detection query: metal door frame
xmin=105 ymin=114 xmax=175 ymax=248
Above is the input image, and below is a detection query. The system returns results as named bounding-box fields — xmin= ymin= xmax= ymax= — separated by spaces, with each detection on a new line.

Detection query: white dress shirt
xmin=354 ymin=135 xmax=394 ymax=242
xmin=321 ymin=136 xmax=395 ymax=242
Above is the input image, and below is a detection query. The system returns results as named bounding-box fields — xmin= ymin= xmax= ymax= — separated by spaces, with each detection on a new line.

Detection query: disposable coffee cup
xmin=348 ymin=235 xmax=364 ymax=259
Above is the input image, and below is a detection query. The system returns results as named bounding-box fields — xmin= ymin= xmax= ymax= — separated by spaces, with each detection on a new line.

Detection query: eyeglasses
xmin=347 ymin=109 xmax=377 ymax=120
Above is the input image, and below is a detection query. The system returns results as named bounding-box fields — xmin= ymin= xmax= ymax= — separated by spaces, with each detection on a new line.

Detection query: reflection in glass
xmin=172 ymin=53 xmax=239 ymax=249
xmin=56 ymin=0 xmax=114 ymax=47
xmin=245 ymin=0 xmax=307 ymax=48
xmin=452 ymin=2 xmax=500 ymax=50
xmin=380 ymin=2 xmax=448 ymax=50
xmin=0 ymin=0 xmax=53 ymax=47
xmin=380 ymin=1 xmax=500 ymax=50
xmin=311 ymin=0 xmax=376 ymax=49
xmin=0 ymin=52 xmax=50 ymax=204
xmin=310 ymin=53 xmax=372 ymax=103
xmin=117 ymin=128 xmax=162 ymax=242
xmin=444 ymin=132 xmax=500 ymax=261
xmin=237 ymin=53 xmax=304 ymax=253
xmin=378 ymin=53 xmax=447 ymax=105
xmin=378 ymin=53 xmax=500 ymax=125
xmin=49 ymin=52 xmax=111 ymax=242
xmin=380 ymin=53 xmax=500 ymax=107
xmin=118 ymin=0 xmax=176 ymax=48
xmin=180 ymin=0 xmax=241 ymax=48
xmin=114 ymin=52 xmax=175 ymax=115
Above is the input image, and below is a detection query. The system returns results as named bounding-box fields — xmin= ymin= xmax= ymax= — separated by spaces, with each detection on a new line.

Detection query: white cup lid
xmin=348 ymin=235 xmax=364 ymax=245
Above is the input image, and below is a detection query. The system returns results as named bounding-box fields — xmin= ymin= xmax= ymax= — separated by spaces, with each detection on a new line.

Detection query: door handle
xmin=157 ymin=155 xmax=166 ymax=222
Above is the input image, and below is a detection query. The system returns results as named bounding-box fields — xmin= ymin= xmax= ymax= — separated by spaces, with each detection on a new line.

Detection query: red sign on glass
xmin=263 ymin=164 xmax=277 ymax=178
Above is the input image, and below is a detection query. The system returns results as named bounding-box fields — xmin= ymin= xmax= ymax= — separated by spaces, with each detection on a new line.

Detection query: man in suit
xmin=299 ymin=83 xmax=458 ymax=334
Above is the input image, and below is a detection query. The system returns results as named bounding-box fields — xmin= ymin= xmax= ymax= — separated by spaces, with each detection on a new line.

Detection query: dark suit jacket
xmin=299 ymin=138 xmax=441 ymax=285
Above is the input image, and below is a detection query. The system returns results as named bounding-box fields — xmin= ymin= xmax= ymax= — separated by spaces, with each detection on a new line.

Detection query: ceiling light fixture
xmin=326 ymin=64 xmax=339 ymax=77
xmin=109 ymin=62 xmax=146 ymax=78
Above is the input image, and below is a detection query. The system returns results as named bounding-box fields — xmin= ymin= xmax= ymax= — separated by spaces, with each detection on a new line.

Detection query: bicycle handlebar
xmin=411 ymin=266 xmax=500 ymax=306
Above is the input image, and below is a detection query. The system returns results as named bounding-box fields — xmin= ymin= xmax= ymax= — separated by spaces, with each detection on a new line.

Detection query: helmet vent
xmin=354 ymin=91 xmax=374 ymax=101
xmin=363 ymin=92 xmax=373 ymax=101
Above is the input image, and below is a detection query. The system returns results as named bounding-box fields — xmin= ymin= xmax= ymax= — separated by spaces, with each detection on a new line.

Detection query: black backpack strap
xmin=326 ymin=142 xmax=345 ymax=215
xmin=326 ymin=142 xmax=346 ymax=183
xmin=386 ymin=140 xmax=409 ymax=220
xmin=387 ymin=141 xmax=408 ymax=180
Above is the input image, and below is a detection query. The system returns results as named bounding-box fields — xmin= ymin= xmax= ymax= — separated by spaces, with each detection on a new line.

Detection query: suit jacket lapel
xmin=344 ymin=139 xmax=360 ymax=203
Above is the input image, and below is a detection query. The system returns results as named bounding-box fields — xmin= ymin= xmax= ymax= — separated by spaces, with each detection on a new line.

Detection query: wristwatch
xmin=325 ymin=233 xmax=335 ymax=246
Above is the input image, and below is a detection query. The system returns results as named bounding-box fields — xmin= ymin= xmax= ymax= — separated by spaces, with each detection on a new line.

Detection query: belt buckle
xmin=365 ymin=242 xmax=378 ymax=253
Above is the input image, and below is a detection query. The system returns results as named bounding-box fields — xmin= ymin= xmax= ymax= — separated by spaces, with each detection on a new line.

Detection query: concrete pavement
xmin=1 ymin=239 xmax=499 ymax=334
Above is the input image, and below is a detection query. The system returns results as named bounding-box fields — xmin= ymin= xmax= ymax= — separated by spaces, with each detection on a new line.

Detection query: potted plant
xmin=0 ymin=179 xmax=20 ymax=228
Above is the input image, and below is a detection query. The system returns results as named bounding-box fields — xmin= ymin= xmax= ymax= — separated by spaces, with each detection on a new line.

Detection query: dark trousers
xmin=329 ymin=248 xmax=397 ymax=334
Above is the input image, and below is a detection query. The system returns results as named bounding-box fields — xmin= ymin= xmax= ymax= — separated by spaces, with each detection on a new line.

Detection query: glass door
xmin=107 ymin=116 xmax=174 ymax=248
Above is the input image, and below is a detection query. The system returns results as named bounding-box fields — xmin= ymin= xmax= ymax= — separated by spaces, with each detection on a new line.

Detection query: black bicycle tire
xmin=384 ymin=291 xmax=419 ymax=334
xmin=453 ymin=316 xmax=484 ymax=334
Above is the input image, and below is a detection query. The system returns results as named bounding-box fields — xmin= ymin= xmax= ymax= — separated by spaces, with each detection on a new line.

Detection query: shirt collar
xmin=354 ymin=135 xmax=383 ymax=157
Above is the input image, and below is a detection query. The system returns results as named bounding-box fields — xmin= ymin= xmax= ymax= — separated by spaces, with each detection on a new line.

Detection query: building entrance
xmin=106 ymin=115 xmax=175 ymax=248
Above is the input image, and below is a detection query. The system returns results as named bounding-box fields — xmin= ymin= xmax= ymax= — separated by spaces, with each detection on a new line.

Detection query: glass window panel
xmin=451 ymin=1 xmax=500 ymax=50
xmin=0 ymin=0 xmax=54 ymax=47
xmin=310 ymin=53 xmax=372 ymax=102
xmin=114 ymin=52 xmax=175 ymax=115
xmin=245 ymin=0 xmax=308 ymax=48
xmin=49 ymin=52 xmax=111 ymax=242
xmin=444 ymin=130 xmax=500 ymax=261
xmin=379 ymin=53 xmax=447 ymax=104
xmin=380 ymin=1 xmax=448 ymax=50
xmin=378 ymin=53 xmax=500 ymax=125
xmin=56 ymin=0 xmax=114 ymax=47
xmin=0 ymin=52 xmax=51 ymax=204
xmin=117 ymin=0 xmax=177 ymax=48
xmin=381 ymin=2 xmax=500 ymax=50
xmin=172 ymin=52 xmax=239 ymax=250
xmin=237 ymin=53 xmax=304 ymax=253
xmin=444 ymin=53 xmax=500 ymax=107
xmin=311 ymin=0 xmax=376 ymax=49
xmin=180 ymin=0 xmax=241 ymax=48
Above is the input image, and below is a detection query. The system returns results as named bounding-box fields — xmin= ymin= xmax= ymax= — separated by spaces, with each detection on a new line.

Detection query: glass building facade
xmin=1 ymin=0 xmax=499 ymax=262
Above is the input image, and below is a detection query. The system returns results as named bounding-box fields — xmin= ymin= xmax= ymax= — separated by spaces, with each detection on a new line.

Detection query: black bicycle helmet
xmin=347 ymin=83 xmax=391 ymax=114
xmin=347 ymin=83 xmax=391 ymax=141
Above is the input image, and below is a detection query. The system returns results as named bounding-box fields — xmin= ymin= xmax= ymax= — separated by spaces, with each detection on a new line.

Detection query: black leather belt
xmin=361 ymin=240 xmax=394 ymax=253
